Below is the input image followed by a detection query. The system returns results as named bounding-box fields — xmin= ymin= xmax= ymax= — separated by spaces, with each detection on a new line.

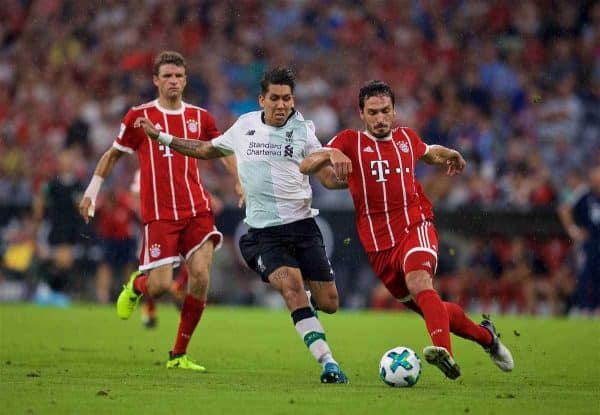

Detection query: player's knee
xmin=280 ymin=286 xmax=305 ymax=308
xmin=405 ymin=270 xmax=433 ymax=295
xmin=187 ymin=269 xmax=209 ymax=290
xmin=149 ymin=278 xmax=172 ymax=295
xmin=316 ymin=292 xmax=339 ymax=314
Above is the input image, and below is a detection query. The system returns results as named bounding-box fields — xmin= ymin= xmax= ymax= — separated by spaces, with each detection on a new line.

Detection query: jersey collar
xmin=155 ymin=99 xmax=185 ymax=115
xmin=363 ymin=130 xmax=392 ymax=141
xmin=261 ymin=109 xmax=297 ymax=128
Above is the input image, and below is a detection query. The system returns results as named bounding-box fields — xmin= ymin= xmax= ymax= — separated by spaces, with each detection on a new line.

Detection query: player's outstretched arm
xmin=300 ymin=148 xmax=351 ymax=189
xmin=421 ymin=144 xmax=466 ymax=177
xmin=134 ymin=117 xmax=225 ymax=160
xmin=79 ymin=147 xmax=124 ymax=223
xmin=300 ymin=148 xmax=352 ymax=177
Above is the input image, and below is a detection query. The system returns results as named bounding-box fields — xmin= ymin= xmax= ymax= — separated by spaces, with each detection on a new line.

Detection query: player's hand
xmin=134 ymin=117 xmax=159 ymax=139
xmin=446 ymin=151 xmax=466 ymax=176
xmin=329 ymin=149 xmax=352 ymax=181
xmin=79 ymin=196 xmax=94 ymax=224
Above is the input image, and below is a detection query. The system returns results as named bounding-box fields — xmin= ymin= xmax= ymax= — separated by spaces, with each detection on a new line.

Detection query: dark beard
xmin=372 ymin=131 xmax=390 ymax=139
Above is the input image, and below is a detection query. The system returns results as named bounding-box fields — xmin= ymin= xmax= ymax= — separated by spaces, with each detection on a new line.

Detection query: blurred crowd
xmin=1 ymin=0 xmax=599 ymax=316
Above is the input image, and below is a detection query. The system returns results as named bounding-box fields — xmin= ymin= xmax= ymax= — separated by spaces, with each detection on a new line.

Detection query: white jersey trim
xmin=181 ymin=111 xmax=197 ymax=217
xmin=373 ymin=140 xmax=396 ymax=247
xmin=162 ymin=111 xmax=179 ymax=220
xmin=357 ymin=130 xmax=379 ymax=251
xmin=401 ymin=128 xmax=426 ymax=222
xmin=403 ymin=247 xmax=438 ymax=271
xmin=155 ymin=99 xmax=185 ymax=115
xmin=393 ymin=129 xmax=410 ymax=225
xmin=139 ymin=256 xmax=181 ymax=272
xmin=144 ymin=109 xmax=160 ymax=221
xmin=184 ymin=230 xmax=224 ymax=260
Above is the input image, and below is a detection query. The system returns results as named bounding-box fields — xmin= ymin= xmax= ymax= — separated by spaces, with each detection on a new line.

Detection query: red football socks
xmin=415 ymin=289 xmax=453 ymax=355
xmin=133 ymin=274 xmax=149 ymax=296
xmin=444 ymin=302 xmax=493 ymax=347
xmin=172 ymin=295 xmax=206 ymax=356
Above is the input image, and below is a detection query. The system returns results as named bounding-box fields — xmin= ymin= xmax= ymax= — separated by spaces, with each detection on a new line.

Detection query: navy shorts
xmin=239 ymin=218 xmax=335 ymax=283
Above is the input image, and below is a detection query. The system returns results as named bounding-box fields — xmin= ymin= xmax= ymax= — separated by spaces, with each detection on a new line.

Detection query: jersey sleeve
xmin=113 ymin=109 xmax=139 ymax=153
xmin=303 ymin=120 xmax=323 ymax=156
xmin=202 ymin=110 xmax=221 ymax=141
xmin=402 ymin=127 xmax=428 ymax=160
xmin=326 ymin=129 xmax=351 ymax=154
xmin=211 ymin=121 xmax=237 ymax=156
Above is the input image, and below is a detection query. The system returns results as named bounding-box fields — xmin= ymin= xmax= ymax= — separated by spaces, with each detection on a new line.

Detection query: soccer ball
xmin=379 ymin=346 xmax=422 ymax=387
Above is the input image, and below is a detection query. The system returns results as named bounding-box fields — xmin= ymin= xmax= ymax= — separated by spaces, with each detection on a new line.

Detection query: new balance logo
xmin=245 ymin=130 xmax=256 ymax=135
xmin=363 ymin=146 xmax=374 ymax=153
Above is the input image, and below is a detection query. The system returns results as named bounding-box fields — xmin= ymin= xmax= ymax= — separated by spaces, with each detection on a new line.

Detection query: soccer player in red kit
xmin=79 ymin=51 xmax=240 ymax=371
xmin=300 ymin=80 xmax=514 ymax=379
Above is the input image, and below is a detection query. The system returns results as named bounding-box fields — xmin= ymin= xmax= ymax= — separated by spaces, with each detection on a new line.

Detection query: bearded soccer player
xmin=134 ymin=67 xmax=348 ymax=384
xmin=300 ymin=80 xmax=514 ymax=379
xmin=79 ymin=51 xmax=240 ymax=371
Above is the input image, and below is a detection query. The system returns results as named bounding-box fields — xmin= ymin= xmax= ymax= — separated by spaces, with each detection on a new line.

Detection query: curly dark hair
xmin=260 ymin=66 xmax=296 ymax=95
xmin=358 ymin=80 xmax=395 ymax=110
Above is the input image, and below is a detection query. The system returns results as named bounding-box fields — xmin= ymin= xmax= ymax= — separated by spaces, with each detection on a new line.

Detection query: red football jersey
xmin=114 ymin=100 xmax=220 ymax=223
xmin=327 ymin=127 xmax=434 ymax=252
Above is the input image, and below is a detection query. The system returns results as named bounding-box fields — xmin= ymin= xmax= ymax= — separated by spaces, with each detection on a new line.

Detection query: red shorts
xmin=367 ymin=221 xmax=438 ymax=301
xmin=139 ymin=213 xmax=222 ymax=272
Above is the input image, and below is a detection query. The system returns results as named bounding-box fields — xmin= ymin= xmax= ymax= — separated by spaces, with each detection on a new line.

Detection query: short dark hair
xmin=153 ymin=51 xmax=186 ymax=76
xmin=260 ymin=67 xmax=295 ymax=95
xmin=358 ymin=80 xmax=395 ymax=110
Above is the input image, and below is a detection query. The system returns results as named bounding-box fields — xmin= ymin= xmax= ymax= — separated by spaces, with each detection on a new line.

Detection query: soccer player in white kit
xmin=135 ymin=67 xmax=349 ymax=383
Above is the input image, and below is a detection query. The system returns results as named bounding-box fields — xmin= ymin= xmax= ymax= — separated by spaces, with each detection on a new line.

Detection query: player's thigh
xmin=180 ymin=213 xmax=222 ymax=261
xmin=139 ymin=220 xmax=183 ymax=273
xmin=398 ymin=221 xmax=439 ymax=276
xmin=146 ymin=262 xmax=174 ymax=293
xmin=368 ymin=248 xmax=411 ymax=301
xmin=186 ymin=238 xmax=215 ymax=280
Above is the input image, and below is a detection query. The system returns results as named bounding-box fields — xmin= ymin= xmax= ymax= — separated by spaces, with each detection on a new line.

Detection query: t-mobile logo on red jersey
xmin=371 ymin=160 xmax=390 ymax=182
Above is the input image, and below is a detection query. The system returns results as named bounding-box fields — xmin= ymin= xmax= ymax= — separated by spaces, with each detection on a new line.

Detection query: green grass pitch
xmin=1 ymin=304 xmax=599 ymax=414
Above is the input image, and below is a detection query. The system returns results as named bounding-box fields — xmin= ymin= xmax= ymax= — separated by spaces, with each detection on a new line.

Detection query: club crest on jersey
xmin=187 ymin=119 xmax=198 ymax=133
xmin=396 ymin=140 xmax=409 ymax=153
xmin=150 ymin=243 xmax=161 ymax=258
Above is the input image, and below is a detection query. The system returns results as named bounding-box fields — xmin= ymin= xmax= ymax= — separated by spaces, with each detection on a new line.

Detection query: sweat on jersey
xmin=326 ymin=127 xmax=434 ymax=252
xmin=211 ymin=110 xmax=322 ymax=229
xmin=114 ymin=100 xmax=220 ymax=224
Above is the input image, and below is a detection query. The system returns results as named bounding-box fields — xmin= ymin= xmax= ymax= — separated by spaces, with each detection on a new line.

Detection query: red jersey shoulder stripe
xmin=132 ymin=100 xmax=157 ymax=111
xmin=183 ymin=102 xmax=208 ymax=112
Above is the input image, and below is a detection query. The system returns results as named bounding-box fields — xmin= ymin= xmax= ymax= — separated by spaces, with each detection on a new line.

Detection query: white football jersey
xmin=212 ymin=110 xmax=323 ymax=228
